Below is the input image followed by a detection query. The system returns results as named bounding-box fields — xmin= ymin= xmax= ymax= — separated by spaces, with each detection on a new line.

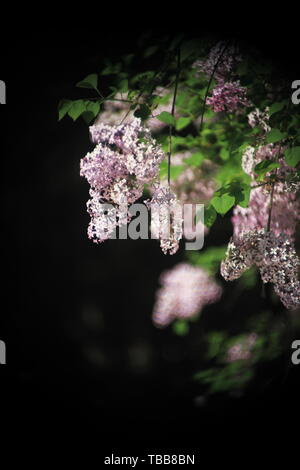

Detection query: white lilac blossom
xmin=146 ymin=185 xmax=183 ymax=255
xmin=80 ymin=118 xmax=165 ymax=243
xmin=87 ymin=188 xmax=130 ymax=242
xmin=152 ymin=263 xmax=222 ymax=327
xmin=241 ymin=144 xmax=278 ymax=177
xmin=206 ymin=80 xmax=250 ymax=113
xmin=88 ymin=118 xmax=165 ymax=182
xmin=221 ymin=230 xmax=300 ymax=310
xmin=226 ymin=333 xmax=258 ymax=362
xmin=248 ymin=107 xmax=271 ymax=133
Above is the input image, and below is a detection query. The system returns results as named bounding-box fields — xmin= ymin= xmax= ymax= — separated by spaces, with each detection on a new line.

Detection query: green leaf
xmin=58 ymin=99 xmax=73 ymax=121
xmin=80 ymin=101 xmax=101 ymax=124
xmin=81 ymin=112 xmax=95 ymax=125
xmin=85 ymin=100 xmax=100 ymax=116
xmin=187 ymin=246 xmax=227 ymax=274
xmin=76 ymin=73 xmax=98 ymax=90
xmin=172 ymin=319 xmax=189 ymax=336
xmin=156 ymin=111 xmax=175 ymax=126
xmin=176 ymin=116 xmax=192 ymax=131
xmin=211 ymin=192 xmax=235 ymax=215
xmin=68 ymin=100 xmax=86 ymax=121
xmin=284 ymin=147 xmax=300 ymax=167
xmin=266 ymin=128 xmax=287 ymax=144
xmin=254 ymin=160 xmax=280 ymax=179
xmin=269 ymin=101 xmax=286 ymax=116
xmin=184 ymin=152 xmax=204 ymax=167
xmin=211 ymin=182 xmax=251 ymax=215
xmin=204 ymin=205 xmax=217 ymax=228
xmin=227 ymin=182 xmax=251 ymax=208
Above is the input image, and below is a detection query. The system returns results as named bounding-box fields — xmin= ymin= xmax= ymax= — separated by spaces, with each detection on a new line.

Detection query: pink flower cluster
xmin=80 ymin=118 xmax=165 ymax=243
xmin=206 ymin=80 xmax=250 ymax=113
xmin=221 ymin=230 xmax=300 ymax=310
xmin=194 ymin=41 xmax=249 ymax=113
xmin=234 ymin=144 xmax=300 ymax=238
xmin=232 ymin=186 xmax=300 ymax=239
xmin=152 ymin=263 xmax=222 ymax=327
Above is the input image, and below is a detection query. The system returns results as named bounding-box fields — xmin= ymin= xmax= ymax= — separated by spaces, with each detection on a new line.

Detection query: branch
xmin=198 ymin=42 xmax=230 ymax=136
xmin=168 ymin=48 xmax=181 ymax=186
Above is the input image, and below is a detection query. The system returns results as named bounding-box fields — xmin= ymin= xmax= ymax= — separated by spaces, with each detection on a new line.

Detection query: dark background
xmin=1 ymin=23 xmax=300 ymax=458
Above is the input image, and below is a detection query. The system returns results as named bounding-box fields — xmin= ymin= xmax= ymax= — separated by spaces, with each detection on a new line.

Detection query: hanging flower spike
xmin=221 ymin=230 xmax=300 ymax=310
xmin=146 ymin=185 xmax=183 ymax=255
xmin=80 ymin=118 xmax=166 ymax=244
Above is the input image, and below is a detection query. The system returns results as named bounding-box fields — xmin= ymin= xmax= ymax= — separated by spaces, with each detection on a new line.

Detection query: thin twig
xmin=168 ymin=48 xmax=181 ymax=186
xmin=267 ymin=181 xmax=275 ymax=231
xmin=198 ymin=41 xmax=230 ymax=136
xmin=267 ymin=146 xmax=281 ymax=231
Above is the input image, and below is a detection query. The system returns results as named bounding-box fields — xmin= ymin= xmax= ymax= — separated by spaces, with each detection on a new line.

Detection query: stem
xmin=251 ymin=182 xmax=269 ymax=190
xmin=267 ymin=182 xmax=275 ymax=231
xmin=267 ymin=146 xmax=281 ymax=231
xmin=168 ymin=47 xmax=181 ymax=186
xmin=198 ymin=41 xmax=230 ymax=136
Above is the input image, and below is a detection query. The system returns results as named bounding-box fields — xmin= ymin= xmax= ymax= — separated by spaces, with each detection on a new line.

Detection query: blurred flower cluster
xmin=152 ymin=263 xmax=222 ymax=327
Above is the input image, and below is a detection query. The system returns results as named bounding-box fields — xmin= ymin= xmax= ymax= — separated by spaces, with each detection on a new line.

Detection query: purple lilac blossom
xmin=80 ymin=118 xmax=165 ymax=243
xmin=221 ymin=230 xmax=300 ymax=310
xmin=153 ymin=262 xmax=222 ymax=327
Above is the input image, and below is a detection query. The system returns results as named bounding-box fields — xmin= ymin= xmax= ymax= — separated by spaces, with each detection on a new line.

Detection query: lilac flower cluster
xmin=152 ymin=263 xmax=222 ymax=327
xmin=80 ymin=118 xmax=165 ymax=243
xmin=248 ymin=107 xmax=271 ymax=133
xmin=232 ymin=186 xmax=300 ymax=239
xmin=234 ymin=144 xmax=300 ymax=238
xmin=146 ymin=185 xmax=183 ymax=255
xmin=241 ymin=144 xmax=277 ymax=177
xmin=206 ymin=80 xmax=250 ymax=113
xmin=193 ymin=42 xmax=239 ymax=82
xmin=221 ymin=230 xmax=300 ymax=310
xmin=194 ymin=42 xmax=250 ymax=113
